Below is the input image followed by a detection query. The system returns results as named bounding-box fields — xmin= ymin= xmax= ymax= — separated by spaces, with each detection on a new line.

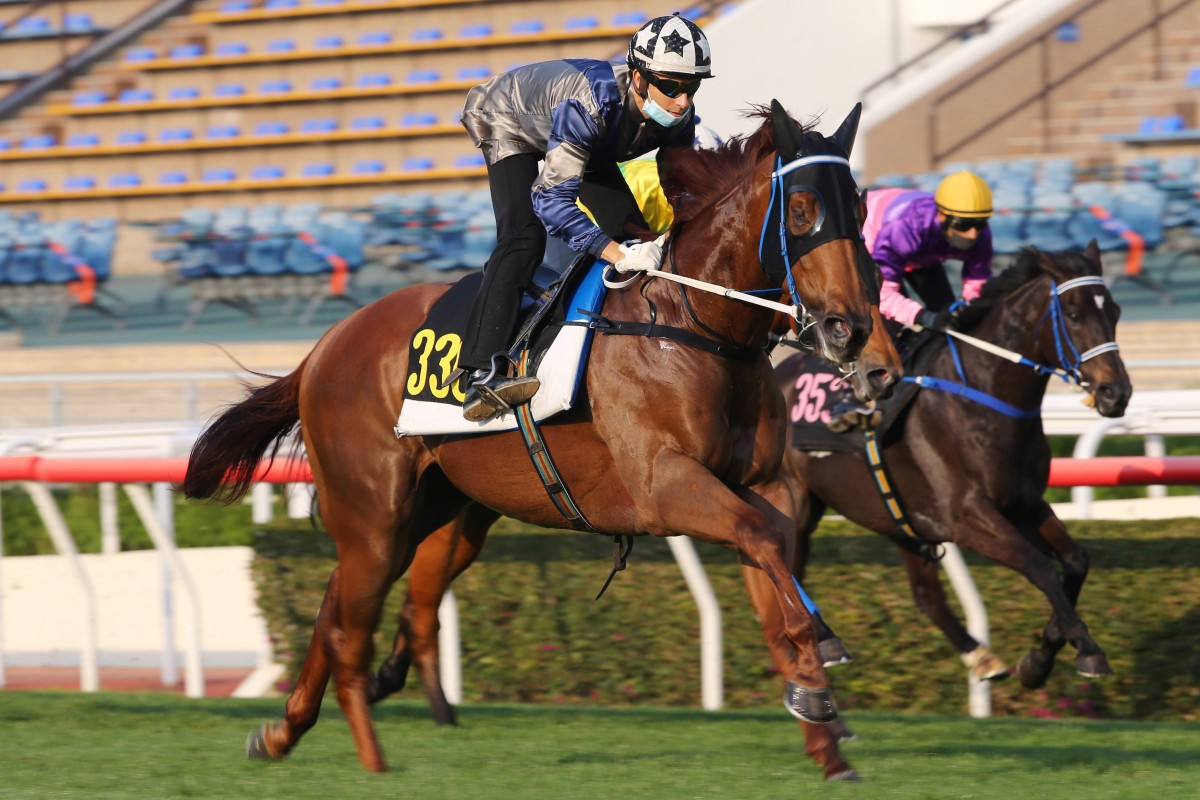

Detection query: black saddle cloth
xmin=787 ymin=329 xmax=944 ymax=453
xmin=403 ymin=258 xmax=590 ymax=406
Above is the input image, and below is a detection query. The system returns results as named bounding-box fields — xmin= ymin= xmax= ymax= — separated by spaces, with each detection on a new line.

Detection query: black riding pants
xmin=904 ymin=267 xmax=956 ymax=312
xmin=460 ymin=154 xmax=646 ymax=372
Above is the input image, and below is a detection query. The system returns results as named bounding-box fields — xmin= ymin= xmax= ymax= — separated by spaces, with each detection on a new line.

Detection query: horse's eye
xmin=1067 ymin=310 xmax=1082 ymax=322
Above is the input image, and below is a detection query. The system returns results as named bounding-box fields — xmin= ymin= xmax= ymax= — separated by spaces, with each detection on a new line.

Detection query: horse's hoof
xmin=828 ymin=717 xmax=857 ymax=743
xmin=1017 ymin=649 xmax=1054 ymax=690
xmin=246 ymin=725 xmax=279 ymax=760
xmin=783 ymin=681 xmax=837 ymax=724
xmin=1076 ymin=652 xmax=1113 ymax=679
xmin=818 ymin=636 xmax=854 ymax=668
xmin=827 ymin=768 xmax=862 ymax=782
xmin=962 ymin=646 xmax=1010 ymax=682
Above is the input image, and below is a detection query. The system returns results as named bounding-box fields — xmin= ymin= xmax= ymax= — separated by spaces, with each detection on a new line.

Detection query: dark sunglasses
xmin=642 ymin=71 xmax=702 ymax=99
xmin=947 ymin=216 xmax=988 ymax=232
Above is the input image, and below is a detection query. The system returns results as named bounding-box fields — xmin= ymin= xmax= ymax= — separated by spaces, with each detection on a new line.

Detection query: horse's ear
xmin=831 ymin=102 xmax=862 ymax=157
xmin=1036 ymin=247 xmax=1072 ymax=282
xmin=1083 ymin=238 xmax=1102 ymax=273
xmin=770 ymin=99 xmax=797 ymax=161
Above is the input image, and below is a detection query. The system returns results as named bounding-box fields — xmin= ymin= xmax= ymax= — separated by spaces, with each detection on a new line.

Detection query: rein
xmin=904 ymin=275 xmax=1119 ymax=418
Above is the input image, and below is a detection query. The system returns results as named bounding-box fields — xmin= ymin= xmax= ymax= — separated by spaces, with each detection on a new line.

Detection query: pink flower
xmin=540 ymin=644 xmax=558 ymax=652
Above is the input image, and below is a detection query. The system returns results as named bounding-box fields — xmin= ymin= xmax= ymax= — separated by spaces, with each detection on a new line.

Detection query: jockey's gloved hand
xmin=916 ymin=307 xmax=954 ymax=332
xmin=614 ymin=240 xmax=663 ymax=274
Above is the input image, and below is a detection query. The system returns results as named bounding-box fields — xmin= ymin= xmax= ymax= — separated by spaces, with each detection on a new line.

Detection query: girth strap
xmin=862 ymin=427 xmax=942 ymax=561
xmin=512 ymin=352 xmax=633 ymax=598
xmin=574 ymin=312 xmax=765 ymax=363
xmin=513 ymin=351 xmax=595 ymax=533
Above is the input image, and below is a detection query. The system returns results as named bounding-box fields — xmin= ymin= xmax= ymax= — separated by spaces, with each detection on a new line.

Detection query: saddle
xmin=788 ymin=329 xmax=943 ymax=453
xmin=394 ymin=256 xmax=606 ymax=437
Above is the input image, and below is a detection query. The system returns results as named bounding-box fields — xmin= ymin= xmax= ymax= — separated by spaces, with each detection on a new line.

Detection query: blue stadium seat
xmin=455 ymin=66 xmax=490 ymax=80
xmin=302 ymin=163 xmax=335 ymax=177
xmin=400 ymin=112 xmax=438 ymax=127
xmin=20 ymin=134 xmax=55 ymax=150
xmin=14 ymin=17 xmax=51 ymax=34
xmin=355 ymin=73 xmax=392 ymax=87
xmin=214 ymin=83 xmax=246 ymax=97
xmin=314 ymin=35 xmax=344 ymax=49
xmin=67 ymin=133 xmax=101 ymax=148
xmin=352 ymin=160 xmax=385 ymax=174
xmin=406 ymin=69 xmax=440 ymax=84
xmin=1186 ymin=66 xmax=1200 ymax=89
xmin=116 ymin=130 xmax=147 ymax=145
xmin=301 ymin=118 xmax=338 ymax=133
xmin=123 ymin=47 xmax=157 ymax=62
xmin=118 ymin=88 xmax=154 ymax=103
xmin=202 ymin=168 xmax=237 ymax=183
xmin=510 ymin=20 xmax=545 ymax=34
xmin=357 ymin=31 xmax=392 ymax=46
xmin=564 ymin=16 xmax=599 ymax=30
xmin=65 ymin=13 xmax=95 ymax=31
xmin=6 ymin=230 xmax=47 ymax=282
xmin=265 ymin=0 xmax=299 ymax=8
xmin=158 ymin=128 xmax=194 ymax=142
xmin=410 ymin=28 xmax=442 ymax=41
xmin=251 ymin=165 xmax=285 ymax=180
xmin=459 ymin=24 xmax=492 ymax=38
xmin=206 ymin=125 xmax=240 ymax=139
xmin=219 ymin=0 xmax=252 ymax=12
xmin=454 ymin=153 xmax=486 ymax=168
xmin=64 ymin=175 xmax=97 ymax=190
xmin=72 ymin=90 xmax=108 ymax=106
xmin=266 ymin=39 xmax=296 ymax=53
xmin=612 ymin=11 xmax=648 ymax=25
xmin=215 ymin=42 xmax=249 ymax=56
xmin=254 ymin=121 xmax=290 ymax=136
xmin=0 ymin=139 xmax=10 ymax=151
xmin=108 ymin=173 xmax=142 ymax=188
xmin=313 ymin=0 xmax=343 ymax=6
xmin=402 ymin=157 xmax=435 ymax=171
xmin=167 ymin=86 xmax=201 ymax=100
xmin=350 ymin=115 xmax=385 ymax=130
xmin=158 ymin=171 xmax=189 ymax=185
xmin=168 ymin=43 xmax=203 ymax=60
xmin=309 ymin=76 xmax=343 ymax=90
xmin=258 ymin=79 xmax=293 ymax=94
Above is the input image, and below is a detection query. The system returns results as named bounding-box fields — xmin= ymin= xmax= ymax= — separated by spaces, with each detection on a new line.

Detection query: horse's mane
xmin=954 ymin=247 xmax=1095 ymax=331
xmin=660 ymin=106 xmax=813 ymax=224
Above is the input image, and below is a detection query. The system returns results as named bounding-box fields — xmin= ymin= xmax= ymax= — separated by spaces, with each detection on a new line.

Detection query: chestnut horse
xmin=184 ymin=103 xmax=881 ymax=780
xmin=781 ymin=243 xmax=1132 ymax=688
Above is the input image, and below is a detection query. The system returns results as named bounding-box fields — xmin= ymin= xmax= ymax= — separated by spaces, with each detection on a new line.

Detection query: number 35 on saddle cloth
xmin=787 ymin=331 xmax=941 ymax=453
xmin=394 ymin=260 xmax=606 ymax=437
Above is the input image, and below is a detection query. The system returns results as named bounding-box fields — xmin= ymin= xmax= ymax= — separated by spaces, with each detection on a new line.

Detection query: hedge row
xmin=251 ymin=516 xmax=1200 ymax=722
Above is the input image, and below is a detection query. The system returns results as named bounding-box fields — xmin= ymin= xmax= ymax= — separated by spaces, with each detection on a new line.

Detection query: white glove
xmin=614 ymin=240 xmax=663 ymax=274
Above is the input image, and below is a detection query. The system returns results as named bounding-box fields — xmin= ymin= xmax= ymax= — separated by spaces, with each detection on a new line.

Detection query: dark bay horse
xmin=781 ymin=243 xmax=1132 ymax=688
xmin=184 ymin=103 xmax=881 ymax=780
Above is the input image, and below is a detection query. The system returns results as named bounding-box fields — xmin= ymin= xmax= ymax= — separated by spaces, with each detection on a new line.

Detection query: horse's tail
xmin=181 ymin=361 xmax=305 ymax=504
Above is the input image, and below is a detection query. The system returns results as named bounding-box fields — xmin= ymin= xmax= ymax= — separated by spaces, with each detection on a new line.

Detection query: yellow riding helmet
xmin=935 ymin=171 xmax=993 ymax=219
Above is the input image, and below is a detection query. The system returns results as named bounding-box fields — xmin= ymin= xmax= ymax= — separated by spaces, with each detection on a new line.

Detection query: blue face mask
xmin=643 ymin=96 xmax=692 ymax=128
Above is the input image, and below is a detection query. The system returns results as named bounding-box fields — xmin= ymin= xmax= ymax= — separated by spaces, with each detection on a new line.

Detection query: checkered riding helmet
xmin=627 ymin=14 xmax=714 ymax=79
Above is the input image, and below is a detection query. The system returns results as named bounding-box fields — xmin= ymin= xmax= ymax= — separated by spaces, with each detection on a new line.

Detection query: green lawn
xmin=0 ymin=694 xmax=1195 ymax=799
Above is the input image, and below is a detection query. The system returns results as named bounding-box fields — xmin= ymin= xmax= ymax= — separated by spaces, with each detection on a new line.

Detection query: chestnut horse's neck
xmin=647 ymin=152 xmax=781 ymax=350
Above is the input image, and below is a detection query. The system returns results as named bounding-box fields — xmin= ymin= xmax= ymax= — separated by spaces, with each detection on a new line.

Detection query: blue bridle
xmin=903 ymin=274 xmax=1120 ymax=419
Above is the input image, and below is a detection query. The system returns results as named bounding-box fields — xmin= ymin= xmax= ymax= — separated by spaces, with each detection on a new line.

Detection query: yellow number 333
xmin=406 ymin=328 xmax=466 ymax=402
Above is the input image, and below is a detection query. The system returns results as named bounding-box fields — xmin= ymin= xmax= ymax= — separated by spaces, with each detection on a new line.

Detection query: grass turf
xmin=0 ymin=693 xmax=1195 ymax=799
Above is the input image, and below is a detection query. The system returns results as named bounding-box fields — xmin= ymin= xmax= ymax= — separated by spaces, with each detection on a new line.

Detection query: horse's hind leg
xmin=249 ymin=567 xmax=341 ymax=761
xmin=1017 ymin=508 xmax=1108 ymax=688
xmin=369 ymin=503 xmax=498 ymax=725
xmin=896 ymin=548 xmax=1009 ymax=681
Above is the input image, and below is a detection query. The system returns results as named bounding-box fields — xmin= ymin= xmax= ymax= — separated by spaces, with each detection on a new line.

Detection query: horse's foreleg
xmin=897 ymin=548 xmax=1008 ymax=681
xmin=370 ymin=503 xmax=497 ymax=725
xmin=954 ymin=503 xmax=1109 ymax=689
xmin=1017 ymin=508 xmax=1104 ymax=685
xmin=249 ymin=568 xmax=340 ymax=760
xmin=741 ymin=561 xmax=857 ymax=781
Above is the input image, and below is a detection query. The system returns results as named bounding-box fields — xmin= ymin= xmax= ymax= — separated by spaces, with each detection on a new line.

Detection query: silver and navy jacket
xmin=461 ymin=58 xmax=696 ymax=258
